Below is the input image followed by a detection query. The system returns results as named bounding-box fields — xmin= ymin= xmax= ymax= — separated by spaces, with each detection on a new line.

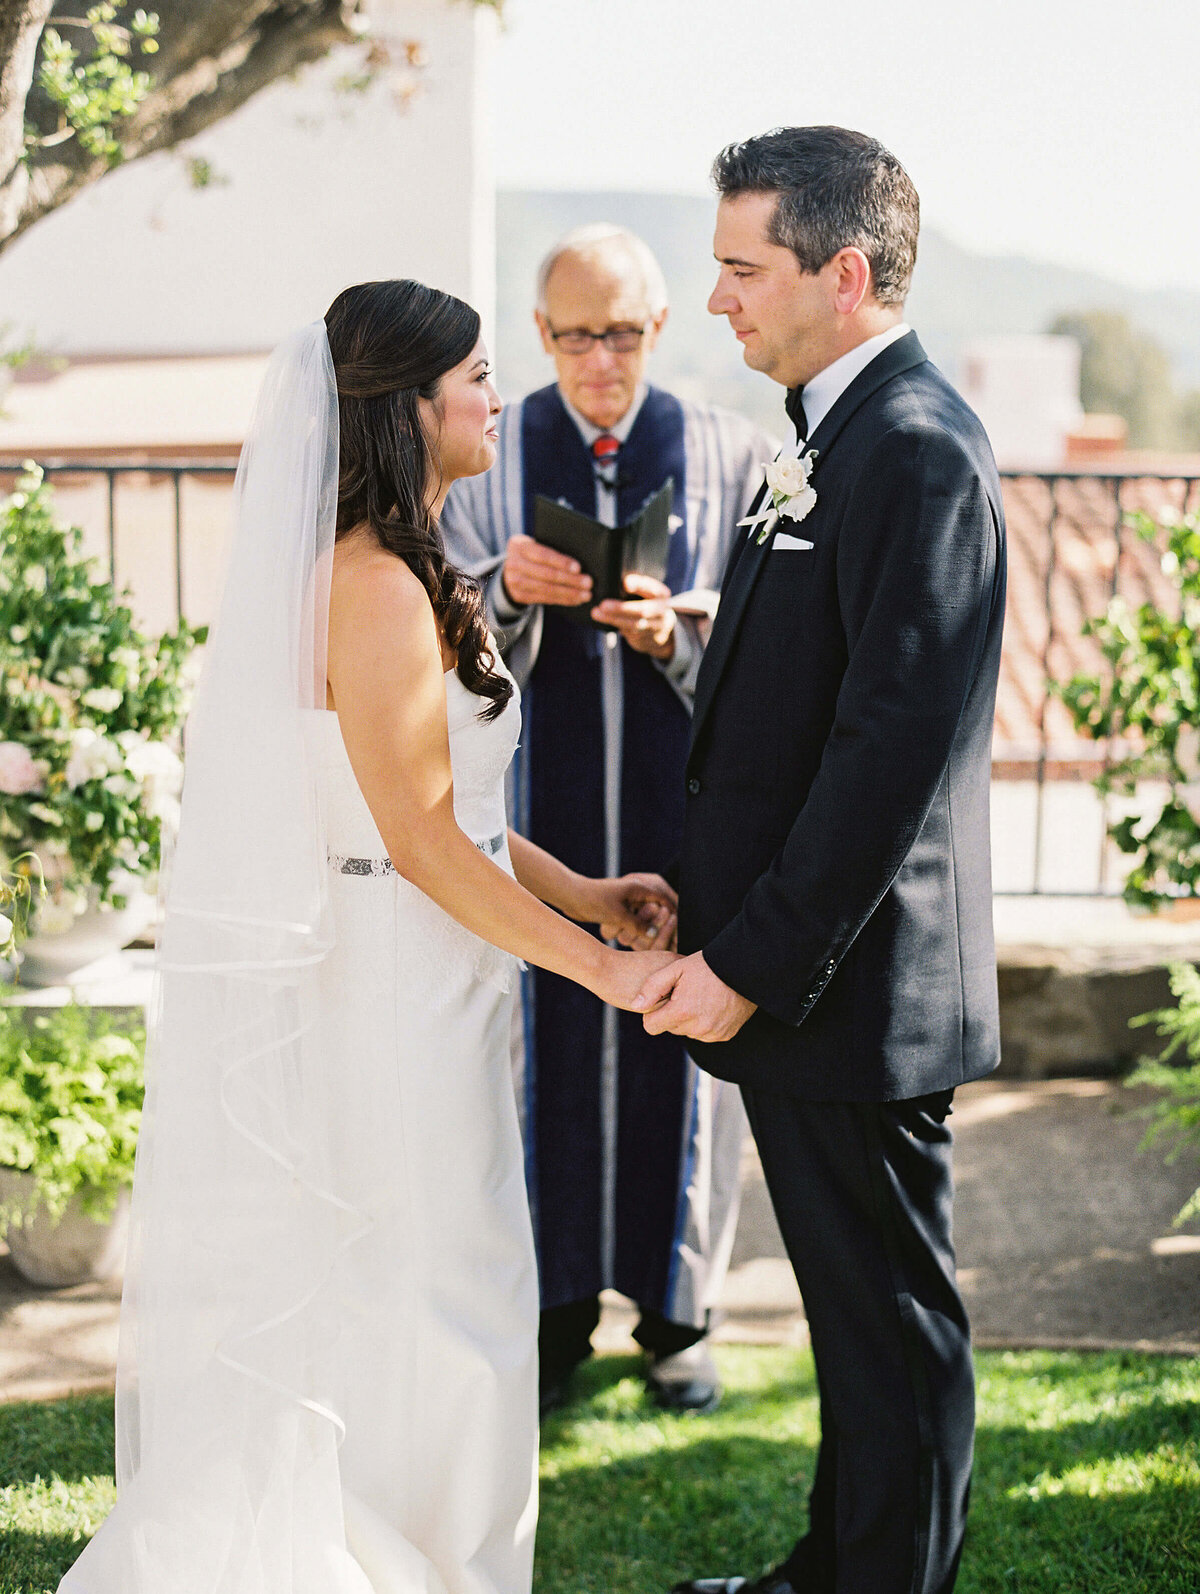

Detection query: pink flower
xmin=0 ymin=741 xmax=44 ymax=796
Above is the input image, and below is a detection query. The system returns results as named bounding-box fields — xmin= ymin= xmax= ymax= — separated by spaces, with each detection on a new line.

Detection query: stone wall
xmin=998 ymin=948 xmax=1197 ymax=1079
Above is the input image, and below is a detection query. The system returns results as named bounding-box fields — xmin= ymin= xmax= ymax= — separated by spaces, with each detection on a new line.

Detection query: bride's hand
xmin=579 ymin=872 xmax=678 ymax=951
xmin=593 ymin=946 xmax=682 ymax=1012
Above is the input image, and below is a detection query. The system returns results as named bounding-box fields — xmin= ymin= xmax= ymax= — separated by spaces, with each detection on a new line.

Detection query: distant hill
xmin=496 ymin=190 xmax=1200 ymax=433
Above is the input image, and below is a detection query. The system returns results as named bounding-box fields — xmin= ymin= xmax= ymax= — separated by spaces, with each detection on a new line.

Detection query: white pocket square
xmin=772 ymin=531 xmax=814 ymax=551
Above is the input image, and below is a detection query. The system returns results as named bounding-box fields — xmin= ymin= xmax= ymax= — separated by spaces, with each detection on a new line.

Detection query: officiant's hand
xmin=501 ymin=534 xmax=593 ymax=608
xmin=584 ymin=872 xmax=677 ymax=951
xmin=632 ymin=950 xmax=757 ymax=1043
xmin=591 ymin=573 xmax=676 ymax=660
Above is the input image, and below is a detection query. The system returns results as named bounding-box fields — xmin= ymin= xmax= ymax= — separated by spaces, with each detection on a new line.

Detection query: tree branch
xmin=133 ymin=0 xmax=362 ymax=158
xmin=4 ymin=0 xmax=362 ymax=252
xmin=0 ymin=0 xmax=55 ymax=240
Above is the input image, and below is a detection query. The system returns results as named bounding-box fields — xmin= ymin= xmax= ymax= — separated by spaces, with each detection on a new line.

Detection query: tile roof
xmin=996 ymin=467 xmax=1200 ymax=774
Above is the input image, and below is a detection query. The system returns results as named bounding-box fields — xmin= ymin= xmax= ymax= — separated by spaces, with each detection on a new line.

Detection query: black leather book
xmin=532 ymin=479 xmax=674 ymax=622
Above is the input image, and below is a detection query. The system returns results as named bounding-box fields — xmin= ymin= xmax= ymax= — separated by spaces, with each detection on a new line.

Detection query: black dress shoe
xmin=538 ymin=1368 xmax=574 ymax=1418
xmin=646 ymin=1342 xmax=721 ymax=1413
xmin=671 ymin=1576 xmax=799 ymax=1594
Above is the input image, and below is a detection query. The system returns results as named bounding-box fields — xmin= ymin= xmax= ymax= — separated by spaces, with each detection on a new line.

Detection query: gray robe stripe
xmin=442 ymin=389 xmax=777 ymax=1327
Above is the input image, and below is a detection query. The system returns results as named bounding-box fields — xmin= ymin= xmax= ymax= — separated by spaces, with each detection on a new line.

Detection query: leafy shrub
xmin=1059 ymin=506 xmax=1200 ymax=908
xmin=1129 ymin=961 xmax=1200 ymax=1226
xmin=0 ymin=999 xmax=144 ymax=1223
xmin=0 ymin=465 xmax=204 ymax=932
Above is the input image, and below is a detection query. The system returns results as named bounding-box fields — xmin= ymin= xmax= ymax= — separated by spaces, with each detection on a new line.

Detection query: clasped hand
xmin=631 ymin=951 xmax=757 ymax=1045
xmin=582 ymin=880 xmax=756 ymax=1041
xmin=583 ymin=872 xmax=677 ymax=951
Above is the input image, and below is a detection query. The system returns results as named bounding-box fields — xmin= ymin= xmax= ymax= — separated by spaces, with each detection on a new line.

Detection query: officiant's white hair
xmin=536 ymin=225 xmax=669 ymax=316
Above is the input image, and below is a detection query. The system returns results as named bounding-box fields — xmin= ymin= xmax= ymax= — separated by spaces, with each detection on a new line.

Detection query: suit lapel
xmin=692 ymin=502 xmax=774 ymax=734
xmin=804 ymin=330 xmax=927 ymax=461
xmin=718 ymin=478 xmax=769 ymax=594
xmin=690 ymin=332 xmax=929 ymax=751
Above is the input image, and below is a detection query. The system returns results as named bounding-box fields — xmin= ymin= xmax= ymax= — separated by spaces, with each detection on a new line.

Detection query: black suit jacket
xmin=680 ymin=332 xmax=1006 ymax=1101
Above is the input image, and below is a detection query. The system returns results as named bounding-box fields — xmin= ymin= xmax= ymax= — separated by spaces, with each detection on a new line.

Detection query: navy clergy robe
xmin=441 ymin=382 xmax=773 ymax=1324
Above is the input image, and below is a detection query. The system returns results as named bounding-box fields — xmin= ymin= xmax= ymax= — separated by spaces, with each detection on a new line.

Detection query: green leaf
xmin=0 ymin=999 xmax=144 ymax=1219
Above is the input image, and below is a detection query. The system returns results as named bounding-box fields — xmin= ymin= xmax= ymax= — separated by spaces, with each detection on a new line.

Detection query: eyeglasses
xmin=547 ymin=323 xmax=648 ymax=354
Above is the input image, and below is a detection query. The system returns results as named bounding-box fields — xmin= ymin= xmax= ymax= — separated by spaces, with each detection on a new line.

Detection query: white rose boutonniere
xmin=739 ymin=448 xmax=819 ymax=544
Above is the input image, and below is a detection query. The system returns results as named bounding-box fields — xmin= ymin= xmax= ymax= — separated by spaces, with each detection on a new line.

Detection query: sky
xmin=490 ymin=0 xmax=1200 ymax=294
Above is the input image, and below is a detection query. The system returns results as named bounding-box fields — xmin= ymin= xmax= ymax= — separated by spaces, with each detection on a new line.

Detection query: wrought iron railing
xmin=7 ymin=460 xmax=239 ymax=621
xmin=4 ymin=459 xmax=1200 ymax=897
xmin=995 ymin=468 xmax=1200 ymax=894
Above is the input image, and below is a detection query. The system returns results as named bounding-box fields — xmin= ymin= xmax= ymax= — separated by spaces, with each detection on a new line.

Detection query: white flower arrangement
xmin=0 ymin=466 xmax=205 ymax=941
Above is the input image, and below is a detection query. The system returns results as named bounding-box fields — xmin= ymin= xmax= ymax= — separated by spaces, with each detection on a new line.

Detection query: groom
xmin=634 ymin=128 xmax=1007 ymax=1594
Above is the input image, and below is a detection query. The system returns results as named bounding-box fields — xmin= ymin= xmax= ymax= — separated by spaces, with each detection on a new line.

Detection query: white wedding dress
xmin=303 ymin=664 xmax=538 ymax=1594
xmin=61 ymin=664 xmax=538 ymax=1594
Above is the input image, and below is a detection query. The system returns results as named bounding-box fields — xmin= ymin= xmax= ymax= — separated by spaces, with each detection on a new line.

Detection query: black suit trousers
xmin=740 ymin=1085 xmax=974 ymax=1594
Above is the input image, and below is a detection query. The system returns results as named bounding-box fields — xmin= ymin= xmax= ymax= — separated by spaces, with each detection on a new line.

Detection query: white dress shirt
xmin=489 ymin=385 xmax=645 ymax=624
xmin=560 ymin=385 xmax=647 ymax=525
xmin=798 ymin=321 xmax=911 ymax=442
xmin=738 ymin=323 xmax=913 ymax=543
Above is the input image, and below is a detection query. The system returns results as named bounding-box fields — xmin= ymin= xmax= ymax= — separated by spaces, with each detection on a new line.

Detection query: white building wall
xmin=0 ymin=0 xmax=497 ymax=354
xmin=958 ymin=334 xmax=1084 ymax=471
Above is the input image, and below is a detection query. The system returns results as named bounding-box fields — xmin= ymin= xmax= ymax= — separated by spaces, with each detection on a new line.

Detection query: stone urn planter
xmin=0 ymin=1169 xmax=130 ymax=1286
xmin=0 ymin=469 xmax=200 ymax=989
xmin=0 ymin=999 xmax=144 ymax=1287
xmin=16 ymin=888 xmax=156 ymax=988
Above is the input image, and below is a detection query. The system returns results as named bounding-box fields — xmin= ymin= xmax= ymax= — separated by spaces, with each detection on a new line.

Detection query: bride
xmin=59 ymin=279 xmax=679 ymax=1594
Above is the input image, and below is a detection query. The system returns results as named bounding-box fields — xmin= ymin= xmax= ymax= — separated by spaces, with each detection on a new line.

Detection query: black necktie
xmin=785 ymin=386 xmax=808 ymax=443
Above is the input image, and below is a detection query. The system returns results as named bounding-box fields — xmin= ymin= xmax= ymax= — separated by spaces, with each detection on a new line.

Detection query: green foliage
xmin=0 ymin=853 xmax=45 ymax=961
xmin=1057 ymin=505 xmax=1200 ymax=909
xmin=1129 ymin=961 xmax=1200 ymax=1226
xmin=31 ymin=4 xmax=160 ymax=165
xmin=0 ymin=465 xmax=205 ymax=925
xmin=4 ymin=1351 xmax=1200 ymax=1594
xmin=0 ymin=327 xmax=51 ymax=427
xmin=1048 ymin=309 xmax=1196 ymax=451
xmin=0 ymin=998 xmax=144 ymax=1223
xmin=0 ymin=326 xmax=38 ymax=377
xmin=183 ymin=155 xmax=229 ymax=191
xmin=21 ymin=0 xmax=500 ymax=216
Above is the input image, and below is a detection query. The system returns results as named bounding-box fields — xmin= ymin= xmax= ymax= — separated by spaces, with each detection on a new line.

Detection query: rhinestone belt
xmin=329 ymin=830 xmax=505 ymax=876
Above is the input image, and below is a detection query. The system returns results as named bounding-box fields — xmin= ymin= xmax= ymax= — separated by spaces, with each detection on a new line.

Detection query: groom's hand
xmin=632 ymin=951 xmax=757 ymax=1043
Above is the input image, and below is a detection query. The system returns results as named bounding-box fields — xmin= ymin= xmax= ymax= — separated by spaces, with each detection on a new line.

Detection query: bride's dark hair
xmin=324 ymin=278 xmax=512 ymax=721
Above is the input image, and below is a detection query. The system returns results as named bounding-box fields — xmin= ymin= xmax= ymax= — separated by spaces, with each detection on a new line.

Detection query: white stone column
xmin=368 ymin=0 xmax=497 ymax=340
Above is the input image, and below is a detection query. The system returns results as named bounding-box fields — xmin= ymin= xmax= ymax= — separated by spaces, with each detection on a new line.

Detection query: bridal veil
xmin=61 ymin=322 xmax=380 ymax=1593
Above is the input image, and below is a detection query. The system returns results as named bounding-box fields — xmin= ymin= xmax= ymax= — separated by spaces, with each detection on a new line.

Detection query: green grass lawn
xmin=2 ymin=1347 xmax=1198 ymax=1593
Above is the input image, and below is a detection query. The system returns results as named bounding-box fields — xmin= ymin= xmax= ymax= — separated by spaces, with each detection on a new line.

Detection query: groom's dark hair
xmin=712 ymin=126 xmax=919 ymax=306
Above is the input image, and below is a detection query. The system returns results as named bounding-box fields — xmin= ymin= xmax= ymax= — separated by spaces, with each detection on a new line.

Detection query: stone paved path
xmin=3 ymin=1078 xmax=1199 ymax=1403
xmin=602 ymin=1077 xmax=1200 ymax=1357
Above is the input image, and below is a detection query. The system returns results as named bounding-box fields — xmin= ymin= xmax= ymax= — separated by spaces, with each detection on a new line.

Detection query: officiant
xmin=441 ymin=225 xmax=774 ymax=1413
